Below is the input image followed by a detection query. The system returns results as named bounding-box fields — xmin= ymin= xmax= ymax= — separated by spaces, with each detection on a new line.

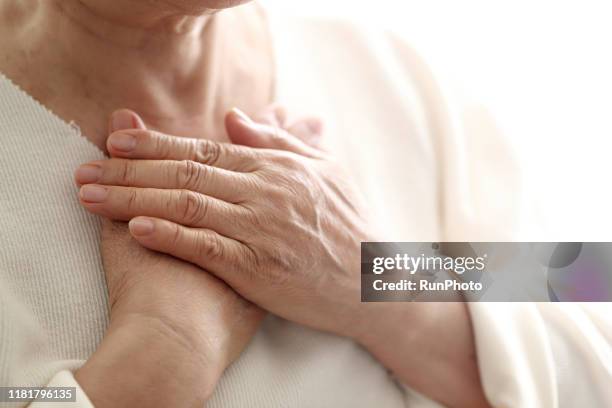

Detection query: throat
xmin=0 ymin=1 xmax=275 ymax=153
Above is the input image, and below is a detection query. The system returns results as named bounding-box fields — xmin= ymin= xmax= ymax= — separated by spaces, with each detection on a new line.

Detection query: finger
xmin=106 ymin=129 xmax=261 ymax=172
xmin=226 ymin=108 xmax=322 ymax=158
xmin=253 ymin=105 xmax=324 ymax=150
xmin=79 ymin=184 xmax=243 ymax=235
xmin=128 ymin=217 xmax=255 ymax=283
xmin=252 ymin=104 xmax=288 ymax=128
xmin=109 ymin=109 xmax=147 ymax=133
xmin=75 ymin=159 xmax=251 ymax=203
xmin=286 ymin=117 xmax=324 ymax=149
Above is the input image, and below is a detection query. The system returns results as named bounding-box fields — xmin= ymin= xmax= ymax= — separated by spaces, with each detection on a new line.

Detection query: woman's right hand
xmin=74 ymin=118 xmax=264 ymax=408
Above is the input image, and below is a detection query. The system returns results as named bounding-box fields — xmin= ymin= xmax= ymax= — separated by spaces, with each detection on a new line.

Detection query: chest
xmin=0 ymin=80 xmax=408 ymax=407
xmin=0 ymin=87 xmax=110 ymax=362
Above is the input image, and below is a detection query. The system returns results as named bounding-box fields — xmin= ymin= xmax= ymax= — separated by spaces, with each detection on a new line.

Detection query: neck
xmin=0 ymin=0 xmax=246 ymax=148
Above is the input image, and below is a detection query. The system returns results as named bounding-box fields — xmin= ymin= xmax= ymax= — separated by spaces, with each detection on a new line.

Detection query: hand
xmin=250 ymin=104 xmax=324 ymax=150
xmin=75 ymin=107 xmax=489 ymax=407
xmin=74 ymin=115 xmax=264 ymax=408
xmin=74 ymin=107 xmax=369 ymax=340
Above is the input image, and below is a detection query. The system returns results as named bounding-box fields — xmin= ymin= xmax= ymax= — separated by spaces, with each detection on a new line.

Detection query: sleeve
xmin=0 ymin=279 xmax=93 ymax=407
xmin=28 ymin=371 xmax=94 ymax=408
xmin=387 ymin=34 xmax=612 ymax=407
xmin=470 ymin=303 xmax=612 ymax=407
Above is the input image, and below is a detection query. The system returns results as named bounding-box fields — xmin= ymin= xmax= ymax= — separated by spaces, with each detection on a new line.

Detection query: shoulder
xmin=265 ymin=13 xmax=422 ymax=67
xmin=264 ymin=12 xmax=447 ymax=121
xmin=264 ymin=12 xmax=522 ymax=241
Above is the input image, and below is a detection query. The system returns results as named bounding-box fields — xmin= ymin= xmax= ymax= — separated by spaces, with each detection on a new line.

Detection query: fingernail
xmin=108 ymin=132 xmax=137 ymax=152
xmin=129 ymin=218 xmax=155 ymax=236
xmin=111 ymin=110 xmax=137 ymax=132
xmin=80 ymin=185 xmax=108 ymax=203
xmin=231 ymin=108 xmax=254 ymax=125
xmin=75 ymin=164 xmax=102 ymax=184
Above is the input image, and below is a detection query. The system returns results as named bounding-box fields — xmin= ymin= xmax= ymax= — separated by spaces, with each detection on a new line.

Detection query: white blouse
xmin=0 ymin=12 xmax=610 ymax=408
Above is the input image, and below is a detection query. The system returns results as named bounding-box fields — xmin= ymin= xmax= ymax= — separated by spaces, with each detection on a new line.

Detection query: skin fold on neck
xmin=0 ymin=0 xmax=274 ymax=151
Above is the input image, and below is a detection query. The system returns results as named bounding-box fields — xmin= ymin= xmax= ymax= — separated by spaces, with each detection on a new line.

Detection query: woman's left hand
xmin=75 ymin=108 xmax=373 ymax=340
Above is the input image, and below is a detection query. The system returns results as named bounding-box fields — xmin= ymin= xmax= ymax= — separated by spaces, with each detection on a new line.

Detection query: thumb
xmin=109 ymin=109 xmax=147 ymax=133
xmin=107 ymin=109 xmax=147 ymax=156
xmin=225 ymin=108 xmax=320 ymax=158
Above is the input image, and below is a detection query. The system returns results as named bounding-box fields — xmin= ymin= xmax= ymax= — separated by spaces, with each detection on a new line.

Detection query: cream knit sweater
xmin=0 ymin=13 xmax=610 ymax=408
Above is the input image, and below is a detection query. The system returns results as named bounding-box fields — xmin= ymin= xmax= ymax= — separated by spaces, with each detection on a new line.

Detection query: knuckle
xmin=230 ymin=145 xmax=261 ymax=172
xmin=194 ymin=140 xmax=222 ymax=166
xmin=196 ymin=230 xmax=224 ymax=261
xmin=169 ymin=223 xmax=184 ymax=251
xmin=177 ymin=190 xmax=209 ymax=225
xmin=176 ymin=160 xmax=207 ymax=190
xmin=119 ymin=160 xmax=137 ymax=185
xmin=126 ymin=189 xmax=139 ymax=213
xmin=149 ymin=130 xmax=171 ymax=158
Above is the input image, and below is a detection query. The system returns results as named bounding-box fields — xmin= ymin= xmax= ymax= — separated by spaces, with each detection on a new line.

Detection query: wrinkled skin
xmin=75 ymin=107 xmax=490 ymax=408
xmin=76 ymin=108 xmax=372 ymax=339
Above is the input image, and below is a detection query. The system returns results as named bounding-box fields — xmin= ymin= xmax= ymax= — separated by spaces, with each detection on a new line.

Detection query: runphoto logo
xmin=362 ymin=242 xmax=612 ymax=302
xmin=372 ymin=254 xmax=487 ymax=275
